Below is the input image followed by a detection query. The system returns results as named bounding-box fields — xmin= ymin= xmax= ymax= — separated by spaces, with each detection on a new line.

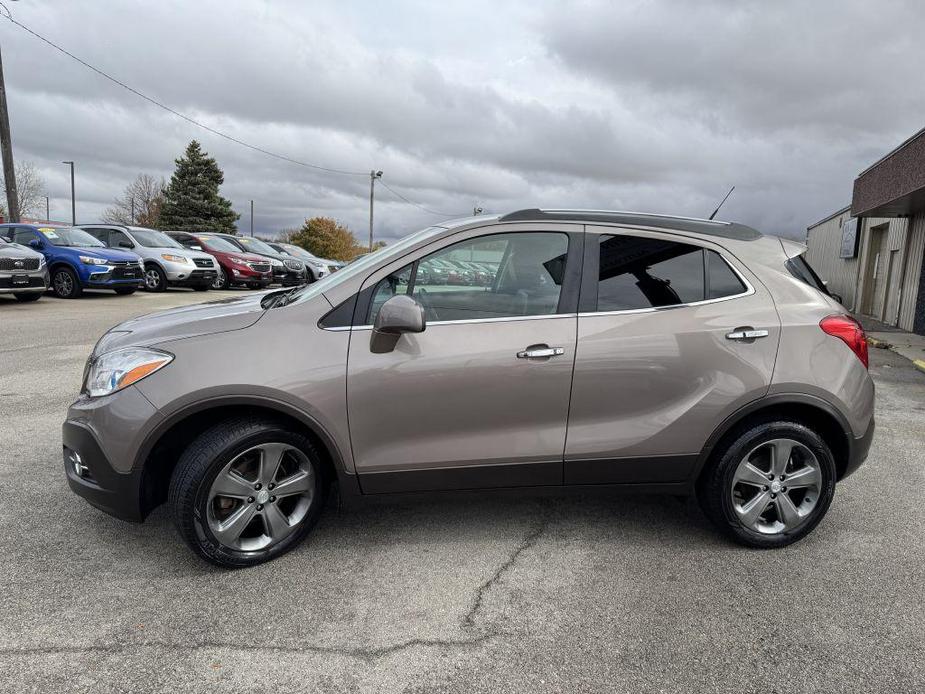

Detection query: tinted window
xmin=786 ymin=255 xmax=828 ymax=294
xmin=82 ymin=228 xmax=110 ymax=244
xmin=13 ymin=229 xmax=36 ymax=245
xmin=368 ymin=232 xmax=569 ymax=323
xmin=597 ymin=235 xmax=704 ymax=311
xmin=706 ymin=250 xmax=747 ymax=299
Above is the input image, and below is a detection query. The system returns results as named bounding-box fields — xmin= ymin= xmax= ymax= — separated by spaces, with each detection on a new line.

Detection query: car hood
xmin=227 ymin=252 xmax=271 ymax=264
xmin=93 ymin=292 xmax=268 ymax=355
xmin=66 ymin=247 xmax=139 ymax=262
xmin=0 ymin=242 xmax=43 ymax=259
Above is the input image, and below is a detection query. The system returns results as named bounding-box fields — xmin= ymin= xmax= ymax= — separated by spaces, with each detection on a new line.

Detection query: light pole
xmin=0 ymin=41 xmax=19 ymax=223
xmin=250 ymin=199 xmax=254 ymax=236
xmin=45 ymin=195 xmax=49 ymax=222
xmin=369 ymin=170 xmax=382 ymax=252
xmin=62 ymin=160 xmax=75 ymax=224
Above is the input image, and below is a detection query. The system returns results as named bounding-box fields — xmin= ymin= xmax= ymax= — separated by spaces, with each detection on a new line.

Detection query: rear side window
xmin=596 ymin=235 xmax=745 ymax=311
xmin=786 ymin=255 xmax=828 ymax=294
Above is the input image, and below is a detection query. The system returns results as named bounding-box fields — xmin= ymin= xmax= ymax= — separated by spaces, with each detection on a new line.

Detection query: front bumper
xmin=84 ymin=264 xmax=145 ymax=287
xmin=0 ymin=268 xmax=48 ymax=293
xmin=167 ymin=269 xmax=218 ymax=286
xmin=63 ymin=420 xmax=145 ymax=521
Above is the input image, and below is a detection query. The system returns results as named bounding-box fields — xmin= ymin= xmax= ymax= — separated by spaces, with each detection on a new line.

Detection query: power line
xmin=378 ymin=179 xmax=467 ymax=217
xmin=1 ymin=11 xmax=368 ymax=177
xmin=1 ymin=9 xmax=474 ymax=219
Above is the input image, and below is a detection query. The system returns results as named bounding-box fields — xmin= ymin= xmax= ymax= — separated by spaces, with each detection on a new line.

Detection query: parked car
xmin=0 ymin=224 xmax=143 ymax=298
xmin=64 ymin=209 xmax=874 ymax=567
xmin=78 ymin=225 xmax=219 ymax=292
xmin=218 ymin=235 xmax=306 ymax=286
xmin=266 ymin=242 xmax=337 ymax=282
xmin=166 ymin=231 xmax=273 ymax=290
xmin=0 ymin=235 xmax=49 ymax=301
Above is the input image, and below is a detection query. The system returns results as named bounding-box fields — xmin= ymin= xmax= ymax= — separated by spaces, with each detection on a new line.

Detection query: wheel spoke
xmin=213 ymin=504 xmax=257 ymax=545
xmin=775 ymin=493 xmax=802 ymax=527
xmin=259 ymin=444 xmax=288 ymax=485
xmin=737 ymin=490 xmax=771 ymax=527
xmin=784 ymin=465 xmax=819 ymax=489
xmin=734 ymin=462 xmax=769 ymax=487
xmin=211 ymin=469 xmax=254 ymax=499
xmin=273 ymin=470 xmax=312 ymax=497
xmin=770 ymin=440 xmax=794 ymax=476
xmin=262 ymin=503 xmax=292 ymax=540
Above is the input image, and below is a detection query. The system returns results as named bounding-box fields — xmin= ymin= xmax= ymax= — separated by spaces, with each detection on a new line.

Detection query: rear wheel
xmin=51 ymin=267 xmax=82 ymax=299
xmin=144 ymin=264 xmax=167 ymax=292
xmin=698 ymin=420 xmax=836 ymax=548
xmin=168 ymin=418 xmax=326 ymax=567
xmin=13 ymin=292 xmax=42 ymax=302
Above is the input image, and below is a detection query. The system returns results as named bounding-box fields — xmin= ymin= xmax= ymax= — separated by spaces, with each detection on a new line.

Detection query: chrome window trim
xmin=323 ymin=312 xmax=578 ymax=332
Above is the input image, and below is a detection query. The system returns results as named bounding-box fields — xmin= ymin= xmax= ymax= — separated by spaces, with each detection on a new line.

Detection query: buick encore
xmin=63 ymin=209 xmax=874 ymax=567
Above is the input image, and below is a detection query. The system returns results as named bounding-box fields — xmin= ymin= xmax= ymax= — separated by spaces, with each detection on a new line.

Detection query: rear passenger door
xmin=346 ymin=226 xmax=581 ymax=493
xmin=564 ymin=227 xmax=780 ymax=485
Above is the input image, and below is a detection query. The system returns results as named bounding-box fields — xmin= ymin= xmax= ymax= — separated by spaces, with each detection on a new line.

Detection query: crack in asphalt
xmin=0 ymin=635 xmax=497 ymax=662
xmin=462 ymin=513 xmax=551 ymax=628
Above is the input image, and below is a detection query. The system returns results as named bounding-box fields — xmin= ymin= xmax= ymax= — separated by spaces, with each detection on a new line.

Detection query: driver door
xmin=346 ymin=227 xmax=581 ymax=493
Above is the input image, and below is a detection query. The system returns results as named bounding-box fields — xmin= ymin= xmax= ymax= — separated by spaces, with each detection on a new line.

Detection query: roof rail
xmin=497 ymin=208 xmax=762 ymax=240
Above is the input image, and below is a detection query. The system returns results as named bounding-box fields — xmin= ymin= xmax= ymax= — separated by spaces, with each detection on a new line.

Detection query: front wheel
xmin=168 ymin=418 xmax=326 ymax=567
xmin=144 ymin=264 xmax=167 ymax=292
xmin=51 ymin=267 xmax=82 ymax=299
xmin=698 ymin=420 xmax=836 ymax=548
xmin=212 ymin=269 xmax=230 ymax=290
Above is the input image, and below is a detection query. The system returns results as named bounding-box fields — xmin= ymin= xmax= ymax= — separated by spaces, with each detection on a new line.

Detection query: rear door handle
xmin=725 ymin=328 xmax=769 ymax=341
xmin=517 ymin=345 xmax=565 ymax=359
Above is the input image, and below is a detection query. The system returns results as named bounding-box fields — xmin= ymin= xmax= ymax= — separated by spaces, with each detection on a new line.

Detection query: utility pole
xmin=368 ymin=170 xmax=382 ymax=251
xmin=250 ymin=199 xmax=254 ymax=236
xmin=0 ymin=42 xmax=20 ymax=223
xmin=62 ymin=161 xmax=75 ymax=224
xmin=130 ymin=197 xmax=135 ymax=224
xmin=45 ymin=196 xmax=49 ymax=222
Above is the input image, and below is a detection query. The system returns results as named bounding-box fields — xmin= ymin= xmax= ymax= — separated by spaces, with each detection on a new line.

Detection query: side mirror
xmin=29 ymin=239 xmax=43 ymax=250
xmin=370 ymin=295 xmax=426 ymax=353
xmin=118 ymin=240 xmax=134 ymax=249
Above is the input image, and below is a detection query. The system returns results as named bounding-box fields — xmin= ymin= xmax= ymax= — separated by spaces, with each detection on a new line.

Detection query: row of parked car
xmin=0 ymin=223 xmax=341 ymax=302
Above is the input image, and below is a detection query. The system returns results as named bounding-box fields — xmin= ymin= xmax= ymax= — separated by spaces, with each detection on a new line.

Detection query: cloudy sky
xmin=2 ymin=0 xmax=924 ymax=242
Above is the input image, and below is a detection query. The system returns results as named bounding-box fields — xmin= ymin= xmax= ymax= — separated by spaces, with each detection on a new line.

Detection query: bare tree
xmin=0 ymin=160 xmax=46 ymax=219
xmin=102 ymin=173 xmax=167 ymax=227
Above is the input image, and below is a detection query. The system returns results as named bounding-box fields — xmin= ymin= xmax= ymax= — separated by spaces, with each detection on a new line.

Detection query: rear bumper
xmin=841 ymin=415 xmax=875 ymax=480
xmin=63 ymin=420 xmax=144 ymax=522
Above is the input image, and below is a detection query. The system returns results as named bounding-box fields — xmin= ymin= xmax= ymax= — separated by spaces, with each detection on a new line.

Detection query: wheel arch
xmin=693 ymin=393 xmax=853 ymax=487
xmin=136 ymin=396 xmax=357 ymax=519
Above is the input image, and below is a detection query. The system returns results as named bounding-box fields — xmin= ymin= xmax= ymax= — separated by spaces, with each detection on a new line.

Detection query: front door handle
xmin=517 ymin=345 xmax=565 ymax=359
xmin=725 ymin=327 xmax=769 ymax=341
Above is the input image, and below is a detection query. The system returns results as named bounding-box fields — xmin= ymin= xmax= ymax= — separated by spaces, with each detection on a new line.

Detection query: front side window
xmin=13 ymin=229 xmax=36 ymax=245
xmin=367 ymin=232 xmax=569 ymax=323
xmin=596 ymin=235 xmax=746 ymax=311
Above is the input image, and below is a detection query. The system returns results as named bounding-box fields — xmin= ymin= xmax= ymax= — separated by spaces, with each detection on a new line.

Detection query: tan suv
xmin=63 ymin=209 xmax=874 ymax=567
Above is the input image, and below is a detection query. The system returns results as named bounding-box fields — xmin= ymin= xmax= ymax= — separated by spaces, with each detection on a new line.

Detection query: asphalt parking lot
xmin=2 ymin=288 xmax=925 ymax=693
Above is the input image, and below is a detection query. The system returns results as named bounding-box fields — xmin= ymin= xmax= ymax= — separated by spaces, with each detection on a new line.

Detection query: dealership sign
xmin=840 ymin=218 xmax=859 ymax=258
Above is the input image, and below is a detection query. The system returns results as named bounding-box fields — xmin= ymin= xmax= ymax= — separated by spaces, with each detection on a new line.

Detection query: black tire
xmin=114 ymin=287 xmax=137 ymax=295
xmin=698 ymin=420 xmax=836 ymax=548
xmin=192 ymin=284 xmax=210 ymax=292
xmin=51 ymin=266 xmax=82 ymax=299
xmin=168 ymin=417 xmax=327 ymax=568
xmin=13 ymin=292 xmax=42 ymax=302
xmin=143 ymin=264 xmax=167 ymax=292
xmin=212 ymin=269 xmax=231 ymax=290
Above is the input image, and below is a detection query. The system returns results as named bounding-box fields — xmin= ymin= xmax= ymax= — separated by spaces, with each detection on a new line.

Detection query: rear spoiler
xmin=778 ymin=237 xmax=807 ymax=260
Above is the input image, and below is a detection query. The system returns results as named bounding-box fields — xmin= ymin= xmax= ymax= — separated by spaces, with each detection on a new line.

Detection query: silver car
xmin=0 ymin=236 xmax=48 ymax=301
xmin=77 ymin=225 xmax=219 ymax=292
xmin=64 ymin=209 xmax=874 ymax=567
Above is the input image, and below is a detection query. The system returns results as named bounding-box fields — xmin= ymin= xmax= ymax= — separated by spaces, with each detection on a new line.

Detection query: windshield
xmin=286 ymin=225 xmax=444 ymax=306
xmin=198 ymin=235 xmax=243 ymax=253
xmin=41 ymin=228 xmax=105 ymax=248
xmin=280 ymin=244 xmax=318 ymax=261
xmin=132 ymin=229 xmax=183 ymax=249
xmin=235 ymin=237 xmax=278 ymax=255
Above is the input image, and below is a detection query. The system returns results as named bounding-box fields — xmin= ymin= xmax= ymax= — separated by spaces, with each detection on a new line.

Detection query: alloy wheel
xmin=212 ymin=272 xmax=227 ymax=289
xmin=730 ymin=438 xmax=822 ymax=535
xmin=54 ymin=270 xmax=73 ymax=296
xmin=145 ymin=268 xmax=163 ymax=290
xmin=206 ymin=443 xmax=315 ymax=552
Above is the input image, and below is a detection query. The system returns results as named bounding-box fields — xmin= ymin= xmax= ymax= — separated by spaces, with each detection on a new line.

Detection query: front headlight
xmin=271 ymin=259 xmax=283 ymax=267
xmin=232 ymin=257 xmax=248 ymax=266
xmin=79 ymin=255 xmax=108 ymax=266
xmin=84 ymin=347 xmax=174 ymax=398
xmin=162 ymin=254 xmax=192 ymax=264
xmin=38 ymin=256 xmax=47 ymax=269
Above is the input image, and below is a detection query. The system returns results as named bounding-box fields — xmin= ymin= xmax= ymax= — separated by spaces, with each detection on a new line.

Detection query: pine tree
xmin=157 ymin=141 xmax=239 ymax=232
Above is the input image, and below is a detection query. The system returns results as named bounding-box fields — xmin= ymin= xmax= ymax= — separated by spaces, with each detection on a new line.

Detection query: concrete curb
xmin=914 ymin=360 xmax=925 ymax=375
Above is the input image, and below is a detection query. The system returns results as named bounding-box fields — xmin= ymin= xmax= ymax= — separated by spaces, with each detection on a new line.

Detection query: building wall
xmin=907 ymin=212 xmax=925 ymax=333
xmin=854 ymin=216 xmax=912 ymax=326
xmin=805 ymin=209 xmax=860 ymax=310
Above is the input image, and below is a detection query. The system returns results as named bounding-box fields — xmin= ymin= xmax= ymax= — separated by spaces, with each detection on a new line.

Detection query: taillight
xmin=819 ymin=314 xmax=868 ymax=369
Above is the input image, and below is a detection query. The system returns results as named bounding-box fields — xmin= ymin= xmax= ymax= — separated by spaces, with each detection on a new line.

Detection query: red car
xmin=166 ymin=231 xmax=273 ymax=289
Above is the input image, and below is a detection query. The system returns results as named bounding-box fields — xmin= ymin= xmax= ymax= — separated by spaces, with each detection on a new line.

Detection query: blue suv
xmin=0 ymin=224 xmax=144 ymax=298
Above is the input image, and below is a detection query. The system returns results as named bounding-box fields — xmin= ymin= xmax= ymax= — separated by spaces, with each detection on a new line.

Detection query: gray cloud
xmin=2 ymin=0 xmax=923 ymax=241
